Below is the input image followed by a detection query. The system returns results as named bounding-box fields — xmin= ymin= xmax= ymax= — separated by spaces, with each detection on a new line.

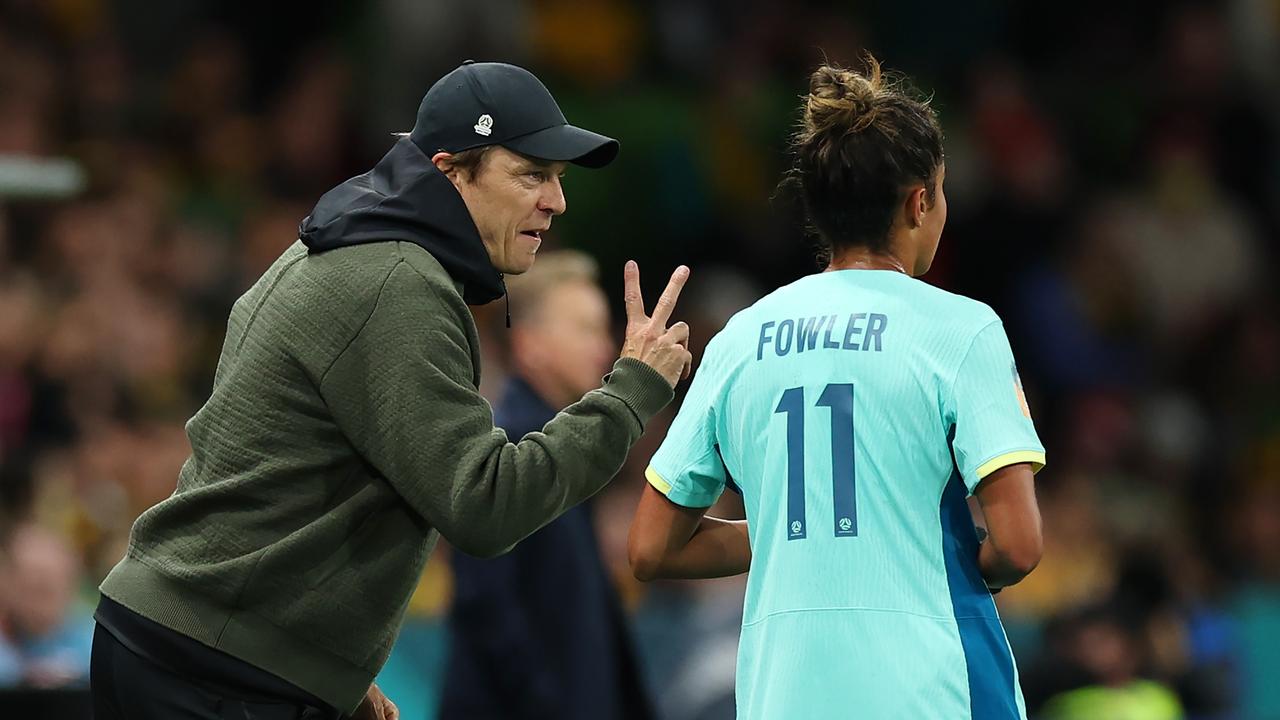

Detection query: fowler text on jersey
xmin=757 ymin=313 xmax=888 ymax=360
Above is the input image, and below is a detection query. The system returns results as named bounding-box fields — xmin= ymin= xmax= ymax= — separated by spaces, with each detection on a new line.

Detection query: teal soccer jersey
xmin=646 ymin=270 xmax=1045 ymax=719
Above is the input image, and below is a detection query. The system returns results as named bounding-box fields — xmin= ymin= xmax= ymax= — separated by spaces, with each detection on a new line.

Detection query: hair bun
xmin=805 ymin=56 xmax=884 ymax=136
xmin=780 ymin=53 xmax=944 ymax=261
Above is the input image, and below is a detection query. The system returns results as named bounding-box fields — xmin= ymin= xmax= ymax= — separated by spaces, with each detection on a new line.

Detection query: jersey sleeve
xmin=645 ymin=342 xmax=728 ymax=509
xmin=950 ymin=321 xmax=1046 ymax=493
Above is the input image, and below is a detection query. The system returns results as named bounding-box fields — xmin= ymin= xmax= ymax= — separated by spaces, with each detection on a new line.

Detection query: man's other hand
xmin=351 ymin=683 xmax=398 ymax=720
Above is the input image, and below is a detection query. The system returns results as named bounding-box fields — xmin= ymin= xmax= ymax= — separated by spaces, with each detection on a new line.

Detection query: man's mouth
xmin=518 ymin=230 xmax=544 ymax=242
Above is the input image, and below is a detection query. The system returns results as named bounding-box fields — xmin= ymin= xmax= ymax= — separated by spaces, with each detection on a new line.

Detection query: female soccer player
xmin=628 ymin=57 xmax=1045 ymax=719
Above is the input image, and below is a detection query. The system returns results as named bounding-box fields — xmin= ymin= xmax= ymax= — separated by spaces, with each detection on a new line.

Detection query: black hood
xmin=299 ymin=137 xmax=506 ymax=305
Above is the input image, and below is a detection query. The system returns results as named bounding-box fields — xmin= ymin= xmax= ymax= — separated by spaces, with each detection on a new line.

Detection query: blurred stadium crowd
xmin=1 ymin=1 xmax=1278 ymax=719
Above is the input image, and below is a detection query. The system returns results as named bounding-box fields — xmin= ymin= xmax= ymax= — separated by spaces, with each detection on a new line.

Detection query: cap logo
xmin=474 ymin=114 xmax=493 ymax=137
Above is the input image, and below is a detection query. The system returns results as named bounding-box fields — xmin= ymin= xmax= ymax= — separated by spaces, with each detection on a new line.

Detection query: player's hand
xmin=621 ymin=260 xmax=693 ymax=388
xmin=351 ymin=683 xmax=398 ymax=720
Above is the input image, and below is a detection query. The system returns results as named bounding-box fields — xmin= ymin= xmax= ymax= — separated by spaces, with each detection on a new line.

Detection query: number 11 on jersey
xmin=774 ymin=384 xmax=858 ymax=541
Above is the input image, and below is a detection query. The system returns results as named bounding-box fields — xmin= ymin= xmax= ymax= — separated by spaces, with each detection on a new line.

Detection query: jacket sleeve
xmin=317 ymin=259 xmax=672 ymax=558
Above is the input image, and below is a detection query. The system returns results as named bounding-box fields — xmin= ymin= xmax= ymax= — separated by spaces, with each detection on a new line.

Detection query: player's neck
xmin=825 ymin=247 xmax=910 ymax=275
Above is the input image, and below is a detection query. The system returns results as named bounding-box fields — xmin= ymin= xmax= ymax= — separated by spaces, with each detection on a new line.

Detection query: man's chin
xmin=499 ymin=256 xmax=538 ymax=275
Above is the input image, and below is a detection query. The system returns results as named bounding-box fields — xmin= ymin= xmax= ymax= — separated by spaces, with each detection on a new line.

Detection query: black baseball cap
xmin=408 ymin=61 xmax=618 ymax=169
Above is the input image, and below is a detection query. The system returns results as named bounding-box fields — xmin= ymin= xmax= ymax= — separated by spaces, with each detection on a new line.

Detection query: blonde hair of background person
xmin=503 ymin=250 xmax=617 ymax=409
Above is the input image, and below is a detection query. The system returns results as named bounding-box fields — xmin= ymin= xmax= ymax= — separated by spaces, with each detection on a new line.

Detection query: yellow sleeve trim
xmin=976 ymin=450 xmax=1046 ymax=479
xmin=645 ymin=466 xmax=673 ymax=494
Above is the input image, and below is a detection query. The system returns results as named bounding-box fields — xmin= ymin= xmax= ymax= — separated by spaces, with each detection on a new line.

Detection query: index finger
xmin=623 ymin=260 xmax=645 ymax=325
xmin=650 ymin=265 xmax=690 ymax=327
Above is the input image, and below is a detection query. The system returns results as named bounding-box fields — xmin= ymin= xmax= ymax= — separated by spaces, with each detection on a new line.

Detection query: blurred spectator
xmin=1035 ymin=605 xmax=1184 ymax=720
xmin=1224 ymin=480 xmax=1280 ymax=718
xmin=442 ymin=251 xmax=655 ymax=720
xmin=0 ymin=523 xmax=94 ymax=689
xmin=1100 ymin=133 xmax=1262 ymax=352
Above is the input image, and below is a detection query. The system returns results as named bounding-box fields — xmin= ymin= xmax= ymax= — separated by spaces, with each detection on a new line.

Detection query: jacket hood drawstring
xmin=501 ymin=274 xmax=511 ymax=328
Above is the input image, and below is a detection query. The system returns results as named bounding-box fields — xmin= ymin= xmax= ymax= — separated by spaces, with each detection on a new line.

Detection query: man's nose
xmin=538 ymin=175 xmax=566 ymax=216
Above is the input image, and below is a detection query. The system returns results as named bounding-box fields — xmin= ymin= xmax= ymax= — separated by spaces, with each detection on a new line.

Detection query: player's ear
xmin=904 ymin=185 xmax=929 ymax=229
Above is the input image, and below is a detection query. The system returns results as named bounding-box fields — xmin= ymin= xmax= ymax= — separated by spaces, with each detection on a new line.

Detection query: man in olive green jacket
xmin=91 ymin=61 xmax=693 ymax=720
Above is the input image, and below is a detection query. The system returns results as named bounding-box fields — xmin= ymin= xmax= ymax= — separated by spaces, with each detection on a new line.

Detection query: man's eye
xmin=528 ymin=171 xmax=545 ymax=181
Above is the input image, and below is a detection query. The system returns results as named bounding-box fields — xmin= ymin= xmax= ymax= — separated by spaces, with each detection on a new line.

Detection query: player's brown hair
xmin=779 ymin=54 xmax=944 ymax=260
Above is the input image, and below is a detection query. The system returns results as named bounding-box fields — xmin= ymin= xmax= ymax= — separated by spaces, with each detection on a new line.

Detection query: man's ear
xmin=431 ymin=152 xmax=458 ymax=181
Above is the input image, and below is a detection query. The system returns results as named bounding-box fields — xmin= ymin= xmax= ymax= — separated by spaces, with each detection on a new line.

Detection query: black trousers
xmin=91 ymin=624 xmax=341 ymax=720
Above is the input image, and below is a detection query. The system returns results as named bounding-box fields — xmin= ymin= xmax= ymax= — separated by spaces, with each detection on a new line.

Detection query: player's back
xmin=651 ymin=269 xmax=1044 ymax=719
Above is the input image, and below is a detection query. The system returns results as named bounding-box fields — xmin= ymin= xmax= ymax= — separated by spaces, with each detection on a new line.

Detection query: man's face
xmin=446 ymin=147 xmax=568 ymax=275
xmin=514 ymin=280 xmax=615 ymax=403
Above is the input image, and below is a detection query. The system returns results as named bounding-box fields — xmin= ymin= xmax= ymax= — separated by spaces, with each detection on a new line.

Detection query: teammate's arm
xmin=628 ymin=483 xmax=750 ymax=581
xmin=972 ymin=462 xmax=1041 ymax=589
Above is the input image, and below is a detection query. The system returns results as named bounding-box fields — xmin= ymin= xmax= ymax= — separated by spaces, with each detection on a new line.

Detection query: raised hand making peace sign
xmin=620 ymin=260 xmax=694 ymax=388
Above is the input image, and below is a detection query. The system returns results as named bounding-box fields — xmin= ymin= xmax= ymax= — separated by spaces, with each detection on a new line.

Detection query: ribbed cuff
xmin=600 ymin=357 xmax=674 ymax=427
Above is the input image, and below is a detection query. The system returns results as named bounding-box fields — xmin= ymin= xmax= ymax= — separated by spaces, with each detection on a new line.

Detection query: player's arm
xmin=951 ymin=320 xmax=1047 ymax=590
xmin=972 ymin=462 xmax=1041 ymax=589
xmin=628 ymin=483 xmax=750 ymax=581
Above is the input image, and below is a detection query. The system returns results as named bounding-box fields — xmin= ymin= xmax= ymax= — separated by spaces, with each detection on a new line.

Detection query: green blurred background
xmin=1 ymin=1 xmax=1279 ymax=718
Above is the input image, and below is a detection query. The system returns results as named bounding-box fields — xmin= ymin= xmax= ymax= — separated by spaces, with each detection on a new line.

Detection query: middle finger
xmin=650 ymin=265 xmax=690 ymax=327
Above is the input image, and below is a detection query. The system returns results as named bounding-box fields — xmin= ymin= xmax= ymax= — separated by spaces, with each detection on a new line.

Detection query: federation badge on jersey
xmin=1011 ymin=362 xmax=1032 ymax=419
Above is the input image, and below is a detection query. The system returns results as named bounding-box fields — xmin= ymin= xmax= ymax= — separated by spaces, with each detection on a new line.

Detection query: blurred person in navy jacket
xmin=440 ymin=250 xmax=655 ymax=720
